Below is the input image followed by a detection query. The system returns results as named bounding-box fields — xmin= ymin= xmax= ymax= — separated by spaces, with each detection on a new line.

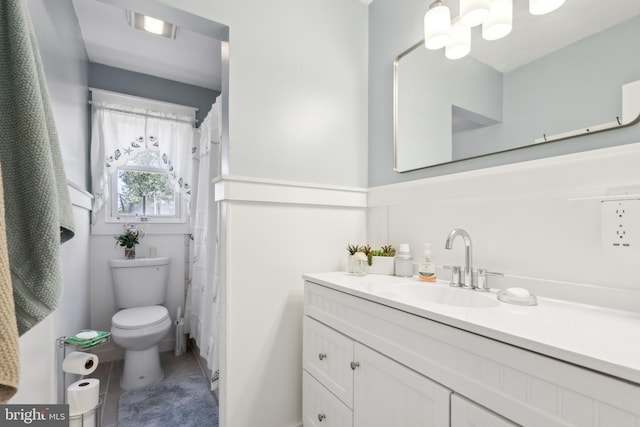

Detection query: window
xmin=110 ymin=150 xmax=182 ymax=221
xmin=90 ymin=90 xmax=195 ymax=226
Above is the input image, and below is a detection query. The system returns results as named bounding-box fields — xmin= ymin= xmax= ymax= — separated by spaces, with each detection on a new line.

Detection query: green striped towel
xmin=0 ymin=0 xmax=75 ymax=335
xmin=64 ymin=330 xmax=111 ymax=349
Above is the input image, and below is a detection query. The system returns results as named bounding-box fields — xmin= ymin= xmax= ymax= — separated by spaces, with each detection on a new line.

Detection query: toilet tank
xmin=109 ymin=257 xmax=170 ymax=309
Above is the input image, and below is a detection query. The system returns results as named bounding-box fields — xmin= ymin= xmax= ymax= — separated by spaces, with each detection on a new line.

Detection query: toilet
xmin=109 ymin=256 xmax=172 ymax=390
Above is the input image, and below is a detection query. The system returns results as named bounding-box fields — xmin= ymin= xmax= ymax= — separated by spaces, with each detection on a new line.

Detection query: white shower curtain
xmin=187 ymin=98 xmax=221 ymax=389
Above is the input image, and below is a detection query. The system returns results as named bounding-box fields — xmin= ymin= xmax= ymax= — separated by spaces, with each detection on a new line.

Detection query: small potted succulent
xmin=346 ymin=244 xmax=396 ymax=276
xmin=346 ymin=243 xmax=360 ymax=273
xmin=368 ymin=245 xmax=396 ymax=275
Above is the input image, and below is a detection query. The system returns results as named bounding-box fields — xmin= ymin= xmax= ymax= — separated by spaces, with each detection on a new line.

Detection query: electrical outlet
xmin=601 ymin=200 xmax=640 ymax=251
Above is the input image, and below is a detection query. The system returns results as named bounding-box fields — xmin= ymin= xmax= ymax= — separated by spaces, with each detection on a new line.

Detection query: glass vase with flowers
xmin=115 ymin=223 xmax=145 ymax=259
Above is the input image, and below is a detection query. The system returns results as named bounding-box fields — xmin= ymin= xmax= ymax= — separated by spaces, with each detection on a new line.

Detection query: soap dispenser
xmin=394 ymin=243 xmax=413 ymax=277
xmin=418 ymin=243 xmax=436 ymax=282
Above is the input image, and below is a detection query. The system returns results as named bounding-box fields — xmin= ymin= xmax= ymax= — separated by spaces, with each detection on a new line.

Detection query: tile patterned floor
xmin=93 ymin=349 xmax=213 ymax=427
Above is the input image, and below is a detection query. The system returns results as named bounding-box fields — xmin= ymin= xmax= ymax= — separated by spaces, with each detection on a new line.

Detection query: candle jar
xmin=353 ymin=258 xmax=368 ymax=276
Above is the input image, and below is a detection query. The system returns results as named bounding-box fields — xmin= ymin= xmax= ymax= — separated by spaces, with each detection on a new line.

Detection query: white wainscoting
xmin=214 ymin=144 xmax=640 ymax=427
xmin=215 ymin=176 xmax=367 ymax=427
xmin=368 ymin=142 xmax=640 ymax=312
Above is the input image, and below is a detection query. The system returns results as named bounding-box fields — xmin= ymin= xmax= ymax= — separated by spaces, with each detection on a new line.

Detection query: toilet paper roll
xmin=67 ymin=378 xmax=100 ymax=415
xmin=62 ymin=351 xmax=99 ymax=375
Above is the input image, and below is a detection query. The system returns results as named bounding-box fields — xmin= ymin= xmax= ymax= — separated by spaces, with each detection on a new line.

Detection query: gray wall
xmin=158 ymin=0 xmax=369 ymax=188
xmin=454 ymin=15 xmax=640 ymax=159
xmin=89 ymin=62 xmax=220 ymax=125
xmin=28 ymin=0 xmax=91 ymax=189
xmin=369 ymin=0 xmax=640 ymax=187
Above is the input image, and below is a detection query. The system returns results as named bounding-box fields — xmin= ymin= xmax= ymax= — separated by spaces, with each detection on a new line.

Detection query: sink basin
xmin=374 ymin=283 xmax=500 ymax=308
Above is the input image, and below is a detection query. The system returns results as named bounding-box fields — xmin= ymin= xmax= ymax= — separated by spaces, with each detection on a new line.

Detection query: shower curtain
xmin=187 ymin=98 xmax=221 ymax=390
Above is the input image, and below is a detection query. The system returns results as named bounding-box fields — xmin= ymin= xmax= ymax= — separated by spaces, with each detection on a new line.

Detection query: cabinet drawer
xmin=303 ymin=370 xmax=353 ymax=427
xmin=451 ymin=394 xmax=518 ymax=427
xmin=303 ymin=316 xmax=355 ymax=408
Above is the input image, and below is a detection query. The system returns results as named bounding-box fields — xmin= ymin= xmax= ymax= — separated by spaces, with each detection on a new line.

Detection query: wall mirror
xmin=394 ymin=0 xmax=640 ymax=172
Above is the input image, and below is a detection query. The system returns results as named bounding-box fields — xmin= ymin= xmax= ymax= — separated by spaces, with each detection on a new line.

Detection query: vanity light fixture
xmin=459 ymin=0 xmax=491 ymax=27
xmin=529 ymin=0 xmax=565 ymax=15
xmin=126 ymin=10 xmax=178 ymax=39
xmin=445 ymin=17 xmax=471 ymax=59
xmin=425 ymin=0 xmax=564 ymax=60
xmin=482 ymin=0 xmax=513 ymax=41
xmin=424 ymin=0 xmax=452 ymax=50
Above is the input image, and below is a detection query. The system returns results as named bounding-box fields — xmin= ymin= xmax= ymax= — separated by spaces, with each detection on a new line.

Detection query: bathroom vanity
xmin=302 ymin=272 xmax=640 ymax=427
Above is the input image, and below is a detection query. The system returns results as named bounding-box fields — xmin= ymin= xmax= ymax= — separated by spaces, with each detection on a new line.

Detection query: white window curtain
xmin=186 ymin=98 xmax=221 ymax=389
xmin=90 ymin=101 xmax=195 ymax=218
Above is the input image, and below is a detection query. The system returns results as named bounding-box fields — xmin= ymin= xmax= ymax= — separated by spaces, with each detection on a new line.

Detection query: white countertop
xmin=303 ymin=272 xmax=640 ymax=385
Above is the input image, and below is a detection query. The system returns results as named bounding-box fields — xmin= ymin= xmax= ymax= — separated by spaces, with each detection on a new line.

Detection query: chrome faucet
xmin=445 ymin=228 xmax=474 ymax=288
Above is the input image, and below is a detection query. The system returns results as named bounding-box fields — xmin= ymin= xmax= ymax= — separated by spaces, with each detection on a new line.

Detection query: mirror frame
xmin=393 ymin=39 xmax=640 ymax=173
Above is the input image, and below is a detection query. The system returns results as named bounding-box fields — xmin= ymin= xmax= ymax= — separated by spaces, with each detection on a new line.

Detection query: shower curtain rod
xmin=88 ymin=101 xmax=197 ymax=125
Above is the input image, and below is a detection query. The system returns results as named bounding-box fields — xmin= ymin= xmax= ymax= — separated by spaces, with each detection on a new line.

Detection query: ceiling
xmin=72 ymin=0 xmax=222 ymax=91
xmin=71 ymin=0 xmax=640 ymax=91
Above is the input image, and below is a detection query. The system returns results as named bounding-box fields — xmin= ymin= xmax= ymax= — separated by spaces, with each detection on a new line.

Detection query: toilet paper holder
xmin=56 ymin=334 xmax=111 ymax=405
xmin=68 ymin=401 xmax=103 ymax=427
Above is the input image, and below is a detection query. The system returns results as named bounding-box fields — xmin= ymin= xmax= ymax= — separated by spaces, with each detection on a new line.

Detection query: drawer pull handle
xmin=318 ymin=413 xmax=326 ymax=422
xmin=318 ymin=353 xmax=327 ymax=361
xmin=350 ymin=361 xmax=360 ymax=370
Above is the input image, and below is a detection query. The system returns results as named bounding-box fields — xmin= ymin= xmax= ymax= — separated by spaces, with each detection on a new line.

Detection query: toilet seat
xmin=112 ymin=305 xmax=169 ymax=330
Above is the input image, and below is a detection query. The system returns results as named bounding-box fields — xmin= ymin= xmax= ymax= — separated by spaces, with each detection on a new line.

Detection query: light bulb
xmin=482 ymin=0 xmax=512 ymax=40
xmin=424 ymin=1 xmax=452 ymax=50
xmin=143 ymin=16 xmax=165 ymax=35
xmin=460 ymin=0 xmax=491 ymax=27
xmin=529 ymin=0 xmax=565 ymax=15
xmin=445 ymin=17 xmax=471 ymax=59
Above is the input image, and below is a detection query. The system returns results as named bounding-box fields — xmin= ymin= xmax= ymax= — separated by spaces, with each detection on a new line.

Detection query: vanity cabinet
xmin=352 ymin=342 xmax=450 ymax=426
xmin=303 ymin=316 xmax=451 ymax=426
xmin=303 ymin=277 xmax=640 ymax=427
xmin=451 ymin=394 xmax=517 ymax=427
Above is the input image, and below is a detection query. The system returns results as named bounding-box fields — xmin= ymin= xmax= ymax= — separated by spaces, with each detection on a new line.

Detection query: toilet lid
xmin=112 ymin=306 xmax=169 ymax=330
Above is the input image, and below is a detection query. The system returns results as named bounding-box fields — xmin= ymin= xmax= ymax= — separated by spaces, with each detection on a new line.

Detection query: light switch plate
xmin=601 ymin=200 xmax=640 ymax=251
